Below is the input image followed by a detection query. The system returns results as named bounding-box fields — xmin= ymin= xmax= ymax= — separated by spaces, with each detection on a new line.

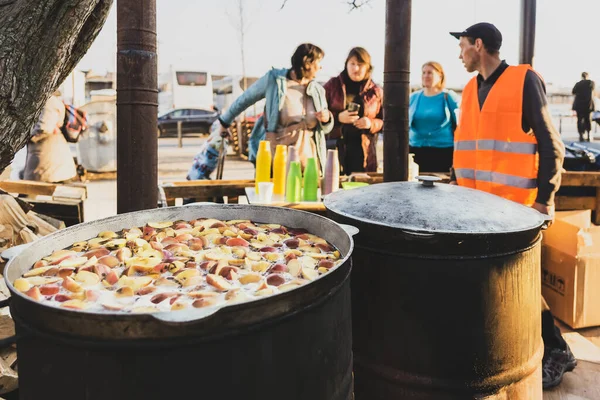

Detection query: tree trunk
xmin=0 ymin=0 xmax=113 ymax=173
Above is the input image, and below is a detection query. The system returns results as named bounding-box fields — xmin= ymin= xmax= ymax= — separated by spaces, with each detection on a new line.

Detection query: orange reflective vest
xmin=454 ymin=65 xmax=539 ymax=206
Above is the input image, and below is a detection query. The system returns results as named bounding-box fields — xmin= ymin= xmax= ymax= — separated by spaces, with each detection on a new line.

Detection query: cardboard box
xmin=542 ymin=210 xmax=600 ymax=329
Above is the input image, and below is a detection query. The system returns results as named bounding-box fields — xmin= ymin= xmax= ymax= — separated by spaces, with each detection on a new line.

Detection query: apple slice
xmin=61 ymin=300 xmax=88 ymax=310
xmin=39 ymin=285 xmax=60 ymax=296
xmin=44 ymin=249 xmax=78 ymax=263
xmin=105 ymin=270 xmax=119 ymax=285
xmin=102 ymin=303 xmax=125 ymax=311
xmin=24 ymin=287 xmax=42 ymax=301
xmin=278 ymin=282 xmax=303 ymax=292
xmin=285 ymin=258 xmax=301 ymax=277
xmin=94 ymin=264 xmax=112 ymax=278
xmin=187 ymin=291 xmax=219 ymax=299
xmin=150 ymin=292 xmax=177 ymax=304
xmin=225 ymin=289 xmax=248 ymax=302
xmin=115 ymin=286 xmax=134 ymax=297
xmin=13 ymin=278 xmax=32 ymax=293
xmin=74 ymin=270 xmax=101 ymax=286
xmin=147 ymin=221 xmax=173 ymax=229
xmin=62 ymin=276 xmax=83 ymax=293
xmin=225 ymin=237 xmax=250 ymax=247
xmin=83 ymin=248 xmax=110 ymax=260
xmin=59 ymin=256 xmax=89 ymax=269
xmin=264 ymin=252 xmax=282 ymax=262
xmin=246 ymin=252 xmax=262 ymax=262
xmin=299 ymin=256 xmax=318 ymax=270
xmin=301 ymin=267 xmax=318 ymax=281
xmin=85 ymin=290 xmax=100 ymax=302
xmin=251 ymin=261 xmax=270 ymax=273
xmin=24 ymin=266 xmax=58 ymax=277
xmin=58 ymin=267 xmax=75 ymax=278
xmin=238 ymin=273 xmax=262 ymax=285
xmin=98 ymin=255 xmax=120 ymax=268
xmin=55 ymin=294 xmax=73 ymax=303
xmin=206 ymin=274 xmax=232 ymax=291
xmin=136 ymin=286 xmax=157 ymax=296
xmin=87 ymin=237 xmax=110 ymax=249
xmin=192 ymin=298 xmax=217 ymax=308
xmin=255 ymin=287 xmax=274 ymax=297
xmin=120 ymin=276 xmax=153 ymax=291
xmin=125 ymin=256 xmax=162 ymax=268
xmin=154 ymin=277 xmax=179 ymax=287
xmin=82 ymin=256 xmax=98 ymax=269
xmin=171 ymin=302 xmax=187 ymax=311
xmin=104 ymin=239 xmax=127 ymax=250
xmin=26 ymin=276 xmax=62 ymax=286
xmin=97 ymin=230 xmax=119 ymax=239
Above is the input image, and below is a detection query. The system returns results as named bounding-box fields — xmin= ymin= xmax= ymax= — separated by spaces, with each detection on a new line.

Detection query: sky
xmin=77 ymin=0 xmax=600 ymax=89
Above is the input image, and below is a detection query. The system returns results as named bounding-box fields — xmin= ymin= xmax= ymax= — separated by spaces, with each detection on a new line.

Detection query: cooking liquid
xmin=19 ymin=220 xmax=342 ymax=314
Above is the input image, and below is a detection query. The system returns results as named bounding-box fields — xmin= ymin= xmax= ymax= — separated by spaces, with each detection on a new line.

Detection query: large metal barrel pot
xmin=3 ymin=204 xmax=355 ymax=400
xmin=324 ymin=178 xmax=547 ymax=400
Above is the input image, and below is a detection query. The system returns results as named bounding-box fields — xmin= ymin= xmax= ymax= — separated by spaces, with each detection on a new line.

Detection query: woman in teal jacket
xmin=409 ymin=61 xmax=459 ymax=173
xmin=218 ymin=43 xmax=334 ymax=171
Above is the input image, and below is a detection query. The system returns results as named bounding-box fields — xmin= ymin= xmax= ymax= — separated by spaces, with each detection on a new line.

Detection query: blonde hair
xmin=422 ymin=61 xmax=446 ymax=89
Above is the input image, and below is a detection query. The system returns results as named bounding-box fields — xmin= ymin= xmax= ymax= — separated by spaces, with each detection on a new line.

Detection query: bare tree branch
xmin=281 ymin=0 xmax=372 ymax=10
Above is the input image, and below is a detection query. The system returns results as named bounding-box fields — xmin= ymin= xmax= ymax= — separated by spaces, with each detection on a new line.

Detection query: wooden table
xmin=159 ymin=171 xmax=600 ymax=224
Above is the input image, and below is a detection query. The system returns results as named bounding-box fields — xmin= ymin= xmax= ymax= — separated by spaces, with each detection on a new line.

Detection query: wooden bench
xmin=0 ymin=180 xmax=87 ymax=227
xmin=556 ymin=171 xmax=600 ymax=224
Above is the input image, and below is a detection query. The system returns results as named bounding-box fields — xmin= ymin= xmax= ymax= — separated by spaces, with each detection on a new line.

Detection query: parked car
xmin=157 ymin=108 xmax=219 ymax=137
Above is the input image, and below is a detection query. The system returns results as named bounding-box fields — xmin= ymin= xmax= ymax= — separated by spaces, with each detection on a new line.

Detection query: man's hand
xmin=532 ymin=202 xmax=555 ymax=227
xmin=354 ymin=117 xmax=372 ymax=130
xmin=338 ymin=110 xmax=359 ymax=124
xmin=315 ymin=109 xmax=331 ymax=124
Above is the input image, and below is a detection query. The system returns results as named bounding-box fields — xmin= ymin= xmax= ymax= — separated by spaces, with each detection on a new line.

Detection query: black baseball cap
xmin=449 ymin=22 xmax=502 ymax=51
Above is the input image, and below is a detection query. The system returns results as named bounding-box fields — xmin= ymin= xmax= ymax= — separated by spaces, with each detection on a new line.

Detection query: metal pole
xmin=383 ymin=0 xmax=411 ymax=182
xmin=519 ymin=0 xmax=537 ymax=65
xmin=177 ymin=121 xmax=183 ymax=148
xmin=117 ymin=0 xmax=158 ymax=213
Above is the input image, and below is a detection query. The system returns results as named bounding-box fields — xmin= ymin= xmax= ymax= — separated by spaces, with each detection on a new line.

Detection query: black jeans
xmin=576 ymin=110 xmax=592 ymax=135
xmin=409 ymin=146 xmax=454 ymax=173
xmin=542 ymin=310 xmax=567 ymax=350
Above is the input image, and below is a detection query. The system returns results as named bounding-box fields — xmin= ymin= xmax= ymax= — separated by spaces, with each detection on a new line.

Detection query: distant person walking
xmin=572 ymin=72 xmax=596 ymax=141
xmin=408 ymin=61 xmax=459 ymax=172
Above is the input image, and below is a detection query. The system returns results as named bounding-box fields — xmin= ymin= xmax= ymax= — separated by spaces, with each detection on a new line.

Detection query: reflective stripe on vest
xmin=455 ymin=139 xmax=537 ymax=154
xmin=455 ymin=168 xmax=537 ymax=189
xmin=453 ymin=65 xmax=539 ymax=206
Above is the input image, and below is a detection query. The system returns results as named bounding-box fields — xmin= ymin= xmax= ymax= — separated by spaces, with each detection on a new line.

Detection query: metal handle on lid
xmin=417 ymin=176 xmax=441 ymax=187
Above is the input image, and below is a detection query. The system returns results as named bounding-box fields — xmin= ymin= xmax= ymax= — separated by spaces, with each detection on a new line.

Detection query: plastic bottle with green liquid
xmin=303 ymin=157 xmax=319 ymax=201
xmin=286 ymin=161 xmax=302 ymax=202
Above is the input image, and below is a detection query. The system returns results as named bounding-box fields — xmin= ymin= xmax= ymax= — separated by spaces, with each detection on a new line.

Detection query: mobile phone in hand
xmin=347 ymin=102 xmax=361 ymax=113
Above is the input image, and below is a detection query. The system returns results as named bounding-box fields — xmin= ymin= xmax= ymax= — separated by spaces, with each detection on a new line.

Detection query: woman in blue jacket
xmin=218 ymin=43 xmax=333 ymax=171
xmin=409 ymin=61 xmax=459 ymax=173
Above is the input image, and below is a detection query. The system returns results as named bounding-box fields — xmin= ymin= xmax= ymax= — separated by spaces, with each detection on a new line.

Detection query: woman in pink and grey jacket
xmin=324 ymin=47 xmax=383 ymax=174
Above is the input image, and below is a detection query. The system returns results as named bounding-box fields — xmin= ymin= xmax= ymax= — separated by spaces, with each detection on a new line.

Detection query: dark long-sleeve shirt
xmin=452 ymin=61 xmax=565 ymax=206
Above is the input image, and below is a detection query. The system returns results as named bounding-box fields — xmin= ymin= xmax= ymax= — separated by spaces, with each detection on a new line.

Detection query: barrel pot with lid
xmin=4 ymin=204 xmax=355 ymax=400
xmin=324 ymin=178 xmax=546 ymax=399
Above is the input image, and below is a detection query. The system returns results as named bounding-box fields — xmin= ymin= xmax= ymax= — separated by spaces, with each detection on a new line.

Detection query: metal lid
xmin=323 ymin=178 xmax=545 ymax=235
